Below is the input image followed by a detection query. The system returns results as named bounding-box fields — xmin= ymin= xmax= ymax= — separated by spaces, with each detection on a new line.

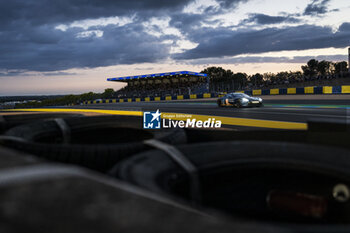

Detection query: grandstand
xmin=107 ymin=71 xmax=209 ymax=98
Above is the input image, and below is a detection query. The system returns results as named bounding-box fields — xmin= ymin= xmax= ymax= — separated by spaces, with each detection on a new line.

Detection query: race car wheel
xmin=236 ymin=100 xmax=242 ymax=108
xmin=0 ymin=113 xmax=83 ymax=134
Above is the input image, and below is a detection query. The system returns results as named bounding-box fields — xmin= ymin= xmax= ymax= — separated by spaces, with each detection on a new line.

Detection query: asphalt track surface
xmin=66 ymin=98 xmax=348 ymax=121
xmin=53 ymin=96 xmax=350 ymax=130
xmin=6 ymin=95 xmax=350 ymax=130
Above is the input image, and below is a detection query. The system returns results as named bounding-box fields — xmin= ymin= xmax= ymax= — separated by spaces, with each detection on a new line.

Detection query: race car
xmin=217 ymin=93 xmax=263 ymax=107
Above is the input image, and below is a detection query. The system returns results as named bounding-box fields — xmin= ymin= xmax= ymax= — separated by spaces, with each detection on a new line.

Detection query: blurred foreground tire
xmin=0 ymin=113 xmax=82 ymax=134
xmin=0 ymin=146 xmax=280 ymax=233
xmin=111 ymin=141 xmax=350 ymax=231
xmin=2 ymin=115 xmax=186 ymax=172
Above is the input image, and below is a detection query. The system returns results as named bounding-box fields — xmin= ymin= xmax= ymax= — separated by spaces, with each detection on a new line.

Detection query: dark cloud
xmin=0 ymin=70 xmax=77 ymax=77
xmin=184 ymin=54 xmax=347 ymax=65
xmin=292 ymin=54 xmax=347 ymax=62
xmin=0 ymin=0 xmax=191 ymax=71
xmin=0 ymin=0 xmax=249 ymax=29
xmin=0 ymin=0 xmax=348 ymax=73
xmin=216 ymin=0 xmax=248 ymax=8
xmin=339 ymin=22 xmax=350 ymax=32
xmin=169 ymin=13 xmax=211 ymax=33
xmin=42 ymin=71 xmax=77 ymax=76
xmin=173 ymin=23 xmax=350 ymax=60
xmin=169 ymin=0 xmax=248 ymax=33
xmin=0 ymin=0 xmax=253 ymax=72
xmin=303 ymin=0 xmax=334 ymax=16
xmin=0 ymin=70 xmax=30 ymax=77
xmin=0 ymin=23 xmax=171 ymax=71
xmin=243 ymin=13 xmax=300 ymax=25
xmin=0 ymin=0 xmax=193 ymax=29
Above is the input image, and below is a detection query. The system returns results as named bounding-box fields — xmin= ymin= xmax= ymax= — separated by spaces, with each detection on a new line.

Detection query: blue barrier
xmin=333 ymin=86 xmax=342 ymax=94
xmin=245 ymin=90 xmax=253 ymax=96
xmin=262 ymin=89 xmax=270 ymax=95
xmin=279 ymin=88 xmax=287 ymax=95
xmin=314 ymin=86 xmax=322 ymax=94
xmin=296 ymin=87 xmax=304 ymax=94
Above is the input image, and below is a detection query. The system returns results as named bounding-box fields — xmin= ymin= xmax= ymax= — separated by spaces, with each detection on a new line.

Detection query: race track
xmin=8 ymin=95 xmax=350 ymax=130
xmin=62 ymin=95 xmax=350 ymax=130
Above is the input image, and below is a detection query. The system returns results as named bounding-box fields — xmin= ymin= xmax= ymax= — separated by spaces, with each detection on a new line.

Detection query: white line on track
xmin=239 ymin=109 xmax=350 ymax=119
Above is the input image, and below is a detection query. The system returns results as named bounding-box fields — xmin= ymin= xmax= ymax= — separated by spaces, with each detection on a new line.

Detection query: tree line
xmin=301 ymin=59 xmax=348 ymax=77
xmin=201 ymin=59 xmax=349 ymax=91
xmin=15 ymin=88 xmax=116 ymax=108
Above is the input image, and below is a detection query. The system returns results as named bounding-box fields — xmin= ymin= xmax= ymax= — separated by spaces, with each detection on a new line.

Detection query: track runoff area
xmin=10 ymin=94 xmax=350 ymax=131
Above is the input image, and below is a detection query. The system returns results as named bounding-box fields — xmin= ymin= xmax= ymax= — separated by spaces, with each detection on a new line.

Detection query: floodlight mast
xmin=348 ymin=47 xmax=350 ymax=72
xmin=206 ymin=75 xmax=210 ymax=93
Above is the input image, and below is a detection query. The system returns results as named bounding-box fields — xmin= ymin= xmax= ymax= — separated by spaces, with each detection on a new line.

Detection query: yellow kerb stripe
xmin=304 ymin=86 xmax=314 ymax=94
xmin=5 ymin=108 xmax=307 ymax=130
xmin=287 ymin=88 xmax=296 ymax=94
xmin=4 ymin=108 xmax=142 ymax=116
xmin=323 ymin=86 xmax=332 ymax=94
xmin=342 ymin=85 xmax=350 ymax=94
xmin=252 ymin=90 xmax=261 ymax=95
xmin=270 ymin=89 xmax=279 ymax=95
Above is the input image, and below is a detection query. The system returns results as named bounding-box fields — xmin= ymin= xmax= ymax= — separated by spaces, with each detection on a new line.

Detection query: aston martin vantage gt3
xmin=217 ymin=93 xmax=263 ymax=108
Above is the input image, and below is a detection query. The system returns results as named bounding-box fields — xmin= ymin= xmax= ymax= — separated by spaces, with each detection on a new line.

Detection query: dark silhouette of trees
xmin=302 ymin=59 xmax=348 ymax=77
xmin=101 ymin=88 xmax=115 ymax=99
xmin=201 ymin=66 xmax=248 ymax=91
xmin=334 ymin=61 xmax=348 ymax=74
xmin=202 ymin=58 xmax=348 ymax=92
xmin=250 ymin=73 xmax=263 ymax=88
xmin=301 ymin=59 xmax=318 ymax=77
xmin=15 ymin=89 xmax=116 ymax=108
xmin=317 ymin=60 xmax=332 ymax=76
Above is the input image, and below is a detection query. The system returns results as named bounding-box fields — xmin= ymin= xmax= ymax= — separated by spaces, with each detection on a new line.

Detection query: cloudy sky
xmin=1 ymin=0 xmax=349 ymax=96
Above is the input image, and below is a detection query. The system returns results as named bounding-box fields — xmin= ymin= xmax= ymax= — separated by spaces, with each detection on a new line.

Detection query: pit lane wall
xmin=84 ymin=85 xmax=350 ymax=104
